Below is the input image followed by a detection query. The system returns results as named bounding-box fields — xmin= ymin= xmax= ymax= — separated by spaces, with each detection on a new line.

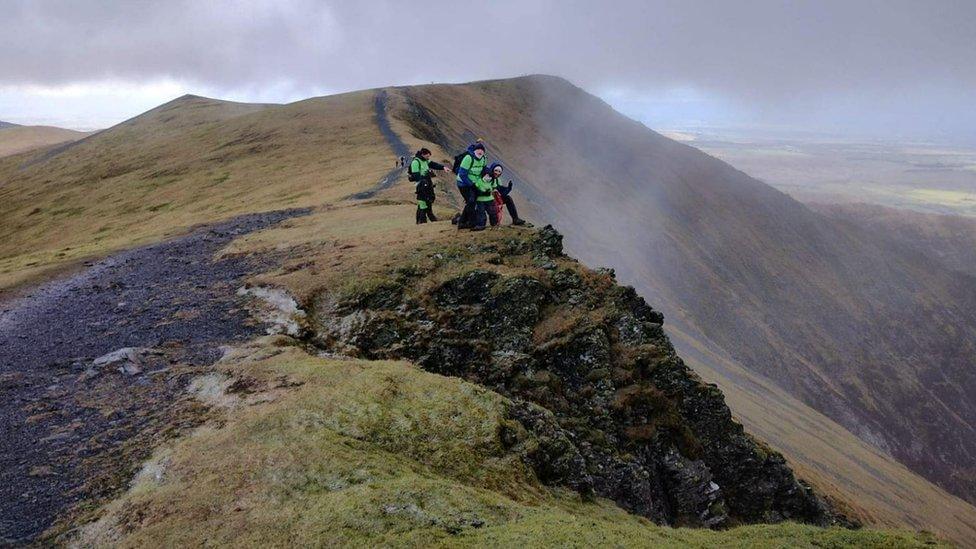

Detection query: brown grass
xmin=0 ymin=91 xmax=393 ymax=292
xmin=65 ymin=337 xmax=941 ymax=548
xmin=0 ymin=125 xmax=88 ymax=158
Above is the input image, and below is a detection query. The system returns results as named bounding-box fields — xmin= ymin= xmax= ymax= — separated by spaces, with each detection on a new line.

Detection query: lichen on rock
xmin=307 ymin=226 xmax=838 ymax=528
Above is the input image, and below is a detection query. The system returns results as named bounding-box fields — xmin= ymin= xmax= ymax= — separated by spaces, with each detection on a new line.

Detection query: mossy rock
xmin=308 ymin=226 xmax=840 ymax=529
xmin=65 ymin=341 xmax=937 ymax=547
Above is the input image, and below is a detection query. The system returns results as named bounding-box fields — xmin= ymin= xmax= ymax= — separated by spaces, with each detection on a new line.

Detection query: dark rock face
xmin=309 ymin=227 xmax=836 ymax=528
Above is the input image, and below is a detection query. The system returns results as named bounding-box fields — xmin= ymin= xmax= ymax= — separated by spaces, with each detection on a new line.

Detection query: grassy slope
xmin=0 ymin=92 xmax=392 ymax=294
xmin=0 ymin=83 xmax=968 ymax=545
xmin=812 ymin=202 xmax=976 ymax=278
xmin=392 ymin=77 xmax=976 ymax=508
xmin=67 ymin=337 xmax=936 ymax=548
xmin=669 ymin=326 xmax=976 ymax=540
xmin=225 ymin=196 xmax=976 ymax=547
xmin=386 ymin=81 xmax=976 ymax=544
xmin=0 ymin=125 xmax=89 ymax=158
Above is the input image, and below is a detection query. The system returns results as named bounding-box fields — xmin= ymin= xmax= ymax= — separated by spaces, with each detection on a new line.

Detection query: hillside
xmin=0 ymin=120 xmax=19 ymax=129
xmin=0 ymin=92 xmax=389 ymax=294
xmin=1 ymin=79 xmax=974 ymax=546
xmin=4 ymin=201 xmax=890 ymax=545
xmin=812 ymin=202 xmax=976 ymax=278
xmin=0 ymin=124 xmax=89 ymax=158
xmin=390 ymin=76 xmax=976 ymax=509
xmin=228 ymin=199 xmax=976 ymax=544
xmin=30 ymin=207 xmax=938 ymax=548
xmin=62 ymin=338 xmax=934 ymax=548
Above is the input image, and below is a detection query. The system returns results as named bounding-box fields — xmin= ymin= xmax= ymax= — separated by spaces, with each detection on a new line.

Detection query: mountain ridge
xmin=1 ymin=76 xmax=974 ymax=545
xmin=390 ymin=76 xmax=976 ymax=506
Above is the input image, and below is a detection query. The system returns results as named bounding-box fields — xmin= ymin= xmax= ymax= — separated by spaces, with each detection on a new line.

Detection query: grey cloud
xmin=4 ymin=0 xmax=974 ymax=93
xmin=1 ymin=0 xmax=345 ymax=87
xmin=2 ymin=0 xmax=974 ymax=140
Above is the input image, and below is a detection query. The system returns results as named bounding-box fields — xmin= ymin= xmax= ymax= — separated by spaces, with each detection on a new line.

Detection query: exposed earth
xmin=0 ymin=209 xmax=305 ymax=543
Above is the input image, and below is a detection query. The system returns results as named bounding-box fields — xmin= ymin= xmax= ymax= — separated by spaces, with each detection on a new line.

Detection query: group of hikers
xmin=406 ymin=141 xmax=527 ymax=230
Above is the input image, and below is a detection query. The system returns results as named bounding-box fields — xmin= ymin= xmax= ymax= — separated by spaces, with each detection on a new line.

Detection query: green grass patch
xmin=63 ymin=339 xmax=940 ymax=548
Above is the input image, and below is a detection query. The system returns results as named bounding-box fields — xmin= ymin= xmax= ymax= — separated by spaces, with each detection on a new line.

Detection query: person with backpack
xmin=408 ymin=148 xmax=451 ymax=224
xmin=483 ymin=162 xmax=528 ymax=226
xmin=471 ymin=171 xmax=499 ymax=231
xmin=453 ymin=142 xmax=487 ymax=229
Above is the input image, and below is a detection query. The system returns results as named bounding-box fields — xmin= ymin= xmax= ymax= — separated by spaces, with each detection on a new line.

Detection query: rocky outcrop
xmin=308 ymin=226 xmax=837 ymax=528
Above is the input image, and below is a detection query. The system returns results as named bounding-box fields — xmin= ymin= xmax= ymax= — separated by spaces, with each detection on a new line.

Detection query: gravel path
xmin=348 ymin=90 xmax=411 ymax=200
xmin=0 ymin=209 xmax=306 ymax=544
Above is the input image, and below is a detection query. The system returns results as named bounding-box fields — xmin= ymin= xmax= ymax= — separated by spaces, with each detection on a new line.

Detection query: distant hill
xmin=0 ymin=120 xmax=20 ymax=129
xmin=0 ymin=91 xmax=383 ymax=291
xmin=0 ymin=124 xmax=89 ymax=158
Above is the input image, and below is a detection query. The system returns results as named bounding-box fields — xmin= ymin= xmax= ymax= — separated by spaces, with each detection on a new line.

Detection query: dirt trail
xmin=348 ymin=90 xmax=411 ymax=200
xmin=0 ymin=209 xmax=306 ymax=544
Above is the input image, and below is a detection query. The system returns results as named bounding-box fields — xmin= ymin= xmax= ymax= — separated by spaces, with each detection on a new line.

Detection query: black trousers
xmin=456 ymin=185 xmax=477 ymax=228
xmin=415 ymin=178 xmax=437 ymax=224
xmin=501 ymin=194 xmax=519 ymax=221
xmin=416 ymin=199 xmax=437 ymax=223
xmin=474 ymin=200 xmax=499 ymax=228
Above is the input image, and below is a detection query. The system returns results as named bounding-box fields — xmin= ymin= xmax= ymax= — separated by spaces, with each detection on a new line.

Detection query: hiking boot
xmin=512 ymin=218 xmax=526 ymax=226
xmin=470 ymin=226 xmax=486 ymax=232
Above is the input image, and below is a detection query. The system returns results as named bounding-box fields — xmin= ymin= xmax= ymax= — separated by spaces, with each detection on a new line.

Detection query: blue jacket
xmin=456 ymin=143 xmax=484 ymax=187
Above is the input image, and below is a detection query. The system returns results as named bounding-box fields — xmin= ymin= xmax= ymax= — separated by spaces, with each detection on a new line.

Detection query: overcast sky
xmin=1 ymin=0 xmax=974 ymax=144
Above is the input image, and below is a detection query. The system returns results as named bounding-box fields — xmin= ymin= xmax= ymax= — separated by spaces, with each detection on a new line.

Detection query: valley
xmin=664 ymin=130 xmax=976 ymax=217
